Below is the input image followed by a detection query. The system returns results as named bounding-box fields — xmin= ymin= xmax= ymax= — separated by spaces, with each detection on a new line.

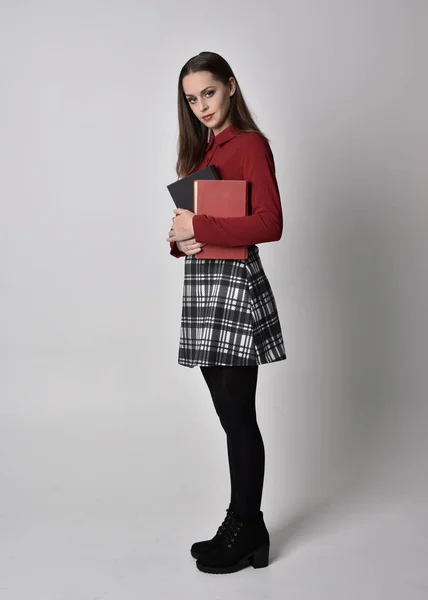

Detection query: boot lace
xmin=216 ymin=508 xmax=234 ymax=537
xmin=223 ymin=514 xmax=244 ymax=547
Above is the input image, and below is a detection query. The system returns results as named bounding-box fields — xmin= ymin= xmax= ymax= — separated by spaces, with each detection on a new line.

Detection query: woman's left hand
xmin=166 ymin=208 xmax=195 ymax=242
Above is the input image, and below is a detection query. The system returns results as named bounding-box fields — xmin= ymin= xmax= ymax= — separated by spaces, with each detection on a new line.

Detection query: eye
xmin=188 ymin=90 xmax=214 ymax=104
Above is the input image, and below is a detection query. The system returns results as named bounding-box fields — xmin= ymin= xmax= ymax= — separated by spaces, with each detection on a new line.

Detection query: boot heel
xmin=251 ymin=543 xmax=270 ymax=568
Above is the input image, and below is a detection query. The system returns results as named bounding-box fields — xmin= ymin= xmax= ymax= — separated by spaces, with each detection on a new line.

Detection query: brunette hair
xmin=176 ymin=51 xmax=269 ymax=178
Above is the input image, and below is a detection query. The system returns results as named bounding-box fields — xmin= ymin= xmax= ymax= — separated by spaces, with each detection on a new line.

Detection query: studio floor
xmin=1 ymin=490 xmax=427 ymax=600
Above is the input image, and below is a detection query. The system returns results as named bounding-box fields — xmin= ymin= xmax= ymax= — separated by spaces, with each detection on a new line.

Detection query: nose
xmin=198 ymin=98 xmax=209 ymax=112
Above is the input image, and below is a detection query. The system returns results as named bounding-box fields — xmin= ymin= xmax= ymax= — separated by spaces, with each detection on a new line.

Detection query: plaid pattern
xmin=178 ymin=245 xmax=287 ymax=368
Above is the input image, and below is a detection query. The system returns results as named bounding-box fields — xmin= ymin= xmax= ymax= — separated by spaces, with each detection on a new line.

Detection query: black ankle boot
xmin=190 ymin=506 xmax=236 ymax=559
xmin=196 ymin=510 xmax=270 ymax=574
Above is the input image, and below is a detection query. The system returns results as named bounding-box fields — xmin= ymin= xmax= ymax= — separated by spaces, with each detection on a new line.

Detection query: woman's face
xmin=182 ymin=70 xmax=236 ymax=136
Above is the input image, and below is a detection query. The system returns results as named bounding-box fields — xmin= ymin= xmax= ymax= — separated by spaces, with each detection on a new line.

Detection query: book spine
xmin=194 ymin=180 xmax=198 ymax=213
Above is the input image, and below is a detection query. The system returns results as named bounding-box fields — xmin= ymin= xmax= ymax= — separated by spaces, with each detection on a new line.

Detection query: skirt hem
xmin=177 ymin=354 xmax=287 ymax=369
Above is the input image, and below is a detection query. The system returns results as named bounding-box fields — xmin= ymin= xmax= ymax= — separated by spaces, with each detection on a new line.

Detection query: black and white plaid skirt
xmin=178 ymin=245 xmax=287 ymax=368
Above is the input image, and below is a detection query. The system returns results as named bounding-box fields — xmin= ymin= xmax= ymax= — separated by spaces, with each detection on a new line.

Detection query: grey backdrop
xmin=1 ymin=0 xmax=427 ymax=598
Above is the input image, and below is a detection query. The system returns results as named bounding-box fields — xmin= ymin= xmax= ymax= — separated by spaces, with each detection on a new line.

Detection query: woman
xmin=167 ymin=51 xmax=287 ymax=574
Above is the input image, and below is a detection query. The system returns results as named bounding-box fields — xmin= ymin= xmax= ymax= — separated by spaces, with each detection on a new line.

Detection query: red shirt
xmin=170 ymin=124 xmax=283 ymax=257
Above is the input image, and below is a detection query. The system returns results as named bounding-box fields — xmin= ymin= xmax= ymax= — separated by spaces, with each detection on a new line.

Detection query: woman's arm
xmin=192 ymin=135 xmax=283 ymax=247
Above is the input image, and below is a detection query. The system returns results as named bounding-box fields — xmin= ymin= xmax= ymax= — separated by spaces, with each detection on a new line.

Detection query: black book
xmin=167 ymin=165 xmax=221 ymax=211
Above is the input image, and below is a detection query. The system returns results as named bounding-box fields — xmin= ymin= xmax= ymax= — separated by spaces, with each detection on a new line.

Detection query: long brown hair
xmin=176 ymin=51 xmax=269 ymax=178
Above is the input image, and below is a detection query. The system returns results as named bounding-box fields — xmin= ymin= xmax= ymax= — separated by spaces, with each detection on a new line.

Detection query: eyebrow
xmin=184 ymin=86 xmax=214 ymax=98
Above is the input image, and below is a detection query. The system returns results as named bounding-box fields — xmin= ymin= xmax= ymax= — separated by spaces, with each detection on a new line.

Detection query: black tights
xmin=200 ymin=365 xmax=265 ymax=519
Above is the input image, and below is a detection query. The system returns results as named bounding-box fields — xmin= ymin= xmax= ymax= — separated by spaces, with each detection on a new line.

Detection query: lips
xmin=202 ymin=114 xmax=214 ymax=121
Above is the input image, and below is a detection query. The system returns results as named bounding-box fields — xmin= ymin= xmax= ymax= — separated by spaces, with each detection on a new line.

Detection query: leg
xmin=200 ymin=366 xmax=238 ymax=511
xmin=201 ymin=365 xmax=265 ymax=519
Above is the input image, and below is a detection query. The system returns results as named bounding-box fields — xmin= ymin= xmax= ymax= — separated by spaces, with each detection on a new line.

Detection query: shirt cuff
xmin=170 ymin=241 xmax=185 ymax=258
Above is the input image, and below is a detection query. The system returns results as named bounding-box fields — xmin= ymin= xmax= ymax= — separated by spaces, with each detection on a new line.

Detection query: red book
xmin=193 ymin=180 xmax=248 ymax=259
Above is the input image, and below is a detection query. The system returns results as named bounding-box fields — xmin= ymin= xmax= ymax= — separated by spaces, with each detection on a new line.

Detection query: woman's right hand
xmin=177 ymin=238 xmax=206 ymax=255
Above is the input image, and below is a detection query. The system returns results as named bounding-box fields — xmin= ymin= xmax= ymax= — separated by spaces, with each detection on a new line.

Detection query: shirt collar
xmin=206 ymin=123 xmax=240 ymax=150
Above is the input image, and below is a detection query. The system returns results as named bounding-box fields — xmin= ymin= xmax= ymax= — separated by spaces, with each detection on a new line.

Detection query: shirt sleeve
xmin=192 ymin=135 xmax=283 ymax=246
xmin=170 ymin=241 xmax=185 ymax=258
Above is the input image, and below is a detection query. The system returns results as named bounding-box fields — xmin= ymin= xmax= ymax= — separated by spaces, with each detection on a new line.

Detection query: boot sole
xmin=196 ymin=543 xmax=270 ymax=574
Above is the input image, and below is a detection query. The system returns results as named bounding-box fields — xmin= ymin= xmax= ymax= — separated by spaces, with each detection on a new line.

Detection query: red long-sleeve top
xmin=170 ymin=124 xmax=283 ymax=258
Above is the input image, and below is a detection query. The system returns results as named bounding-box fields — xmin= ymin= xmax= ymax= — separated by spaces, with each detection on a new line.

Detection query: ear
xmin=229 ymin=76 xmax=236 ymax=97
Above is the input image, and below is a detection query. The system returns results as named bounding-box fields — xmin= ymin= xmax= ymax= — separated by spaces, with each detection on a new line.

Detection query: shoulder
xmin=234 ymin=132 xmax=274 ymax=168
xmin=235 ymin=130 xmax=270 ymax=145
xmin=235 ymin=131 xmax=272 ymax=155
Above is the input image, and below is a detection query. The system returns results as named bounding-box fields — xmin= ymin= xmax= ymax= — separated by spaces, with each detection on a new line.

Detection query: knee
xmin=217 ymin=406 xmax=258 ymax=434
